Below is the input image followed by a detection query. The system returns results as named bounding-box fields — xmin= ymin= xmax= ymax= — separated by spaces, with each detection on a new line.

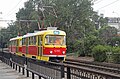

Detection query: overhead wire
xmin=98 ymin=0 xmax=119 ymax=10
xmin=94 ymin=0 xmax=104 ymax=4
xmin=3 ymin=0 xmax=24 ymax=18
xmin=91 ymin=0 xmax=99 ymax=3
xmin=0 ymin=0 xmax=25 ymax=28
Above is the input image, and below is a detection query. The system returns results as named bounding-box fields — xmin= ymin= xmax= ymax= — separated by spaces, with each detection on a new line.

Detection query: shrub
xmin=112 ymin=47 xmax=120 ymax=63
xmin=92 ymin=45 xmax=108 ymax=62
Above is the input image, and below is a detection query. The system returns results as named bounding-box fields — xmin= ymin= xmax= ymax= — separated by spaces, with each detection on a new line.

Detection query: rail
xmin=64 ymin=59 xmax=120 ymax=74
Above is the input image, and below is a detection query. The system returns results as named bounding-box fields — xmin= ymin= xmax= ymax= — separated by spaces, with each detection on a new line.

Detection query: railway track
xmin=64 ymin=58 xmax=120 ymax=75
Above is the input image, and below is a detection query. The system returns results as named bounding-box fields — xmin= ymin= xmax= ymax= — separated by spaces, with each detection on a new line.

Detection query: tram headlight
xmin=62 ymin=51 xmax=65 ymax=54
xmin=50 ymin=51 xmax=53 ymax=54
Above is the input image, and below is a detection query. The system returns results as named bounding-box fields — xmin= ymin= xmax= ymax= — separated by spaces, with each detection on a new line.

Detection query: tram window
xmin=29 ymin=37 xmax=31 ymax=45
xmin=12 ymin=40 xmax=17 ymax=46
xmin=11 ymin=41 xmax=13 ymax=46
xmin=22 ymin=38 xmax=26 ymax=45
xmin=13 ymin=41 xmax=14 ymax=46
xmin=38 ymin=36 xmax=42 ymax=45
xmin=33 ymin=36 xmax=36 ymax=45
xmin=12 ymin=41 xmax=14 ymax=46
xmin=22 ymin=39 xmax=24 ymax=45
xmin=45 ymin=35 xmax=66 ymax=45
xmin=28 ymin=36 xmax=36 ymax=45
xmin=14 ymin=41 xmax=16 ymax=46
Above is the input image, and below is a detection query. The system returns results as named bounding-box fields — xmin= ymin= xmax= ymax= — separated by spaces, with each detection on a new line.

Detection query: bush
xmin=92 ymin=45 xmax=108 ymax=62
xmin=112 ymin=47 xmax=120 ymax=63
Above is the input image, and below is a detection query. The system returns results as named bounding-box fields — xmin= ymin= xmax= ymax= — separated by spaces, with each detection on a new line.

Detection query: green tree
xmin=1 ymin=0 xmax=108 ymax=56
xmin=99 ymin=26 xmax=118 ymax=45
xmin=16 ymin=0 xmax=38 ymax=35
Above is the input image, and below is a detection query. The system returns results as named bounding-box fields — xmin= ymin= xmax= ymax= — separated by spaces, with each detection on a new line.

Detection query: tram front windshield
xmin=45 ymin=35 xmax=66 ymax=45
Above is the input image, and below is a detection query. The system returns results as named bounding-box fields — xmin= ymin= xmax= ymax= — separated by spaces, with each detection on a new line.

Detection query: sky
xmin=0 ymin=0 xmax=120 ymax=28
xmin=92 ymin=0 xmax=120 ymax=17
xmin=0 ymin=0 xmax=28 ymax=28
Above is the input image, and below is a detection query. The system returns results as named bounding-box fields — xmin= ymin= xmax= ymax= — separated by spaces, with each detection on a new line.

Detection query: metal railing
xmin=0 ymin=51 xmax=120 ymax=79
xmin=27 ymin=58 xmax=63 ymax=79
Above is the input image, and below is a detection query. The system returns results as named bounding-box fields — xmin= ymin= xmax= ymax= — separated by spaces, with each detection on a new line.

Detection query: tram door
xmin=38 ymin=36 xmax=43 ymax=57
xmin=16 ymin=40 xmax=19 ymax=53
xmin=26 ymin=38 xmax=28 ymax=54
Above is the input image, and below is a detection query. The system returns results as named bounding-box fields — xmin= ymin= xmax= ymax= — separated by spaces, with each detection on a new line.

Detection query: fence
xmin=0 ymin=51 xmax=120 ymax=79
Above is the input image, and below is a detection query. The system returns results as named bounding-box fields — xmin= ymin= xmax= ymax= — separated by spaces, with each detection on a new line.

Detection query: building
xmin=107 ymin=17 xmax=120 ymax=30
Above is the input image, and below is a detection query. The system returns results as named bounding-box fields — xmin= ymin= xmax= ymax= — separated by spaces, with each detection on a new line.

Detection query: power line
xmin=94 ymin=0 xmax=104 ymax=4
xmin=98 ymin=0 xmax=119 ymax=10
xmin=0 ymin=20 xmax=15 ymax=22
xmin=92 ymin=0 xmax=99 ymax=3
xmin=0 ymin=19 xmax=38 ymax=22
xmin=4 ymin=0 xmax=23 ymax=18
xmin=7 ymin=0 xmax=23 ymax=15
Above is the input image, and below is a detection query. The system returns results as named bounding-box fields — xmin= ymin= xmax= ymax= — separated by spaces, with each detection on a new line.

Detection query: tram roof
xmin=10 ymin=36 xmax=22 ymax=41
xmin=22 ymin=30 xmax=66 ymax=38
xmin=35 ymin=30 xmax=66 ymax=35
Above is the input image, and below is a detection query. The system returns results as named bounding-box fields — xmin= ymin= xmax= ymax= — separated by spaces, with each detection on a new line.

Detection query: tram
xmin=9 ymin=27 xmax=66 ymax=62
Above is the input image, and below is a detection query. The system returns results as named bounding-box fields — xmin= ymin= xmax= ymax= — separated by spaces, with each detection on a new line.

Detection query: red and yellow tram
xmin=9 ymin=28 xmax=66 ymax=62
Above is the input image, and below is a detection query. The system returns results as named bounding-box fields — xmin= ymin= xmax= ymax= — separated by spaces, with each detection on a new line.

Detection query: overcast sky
xmin=0 ymin=0 xmax=28 ymax=28
xmin=92 ymin=0 xmax=120 ymax=17
xmin=0 ymin=0 xmax=120 ymax=28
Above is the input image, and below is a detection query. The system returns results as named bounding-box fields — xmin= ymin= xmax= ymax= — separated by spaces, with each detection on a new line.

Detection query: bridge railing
xmin=65 ymin=65 xmax=120 ymax=79
xmin=0 ymin=51 xmax=120 ymax=79
xmin=27 ymin=58 xmax=64 ymax=79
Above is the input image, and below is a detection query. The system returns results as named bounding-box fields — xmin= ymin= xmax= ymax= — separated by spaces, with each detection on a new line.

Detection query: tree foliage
xmin=99 ymin=26 xmax=118 ymax=45
xmin=1 ymin=0 xmax=118 ymax=58
xmin=8 ymin=0 xmax=96 ymax=47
